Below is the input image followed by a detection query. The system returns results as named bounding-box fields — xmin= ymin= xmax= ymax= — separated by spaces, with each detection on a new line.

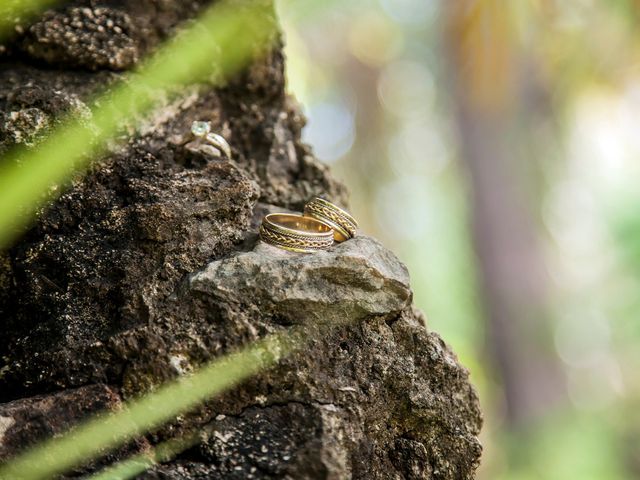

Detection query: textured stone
xmin=0 ymin=82 xmax=93 ymax=153
xmin=18 ymin=6 xmax=139 ymax=70
xmin=0 ymin=385 xmax=149 ymax=473
xmin=189 ymin=235 xmax=412 ymax=322
xmin=122 ymin=236 xmax=480 ymax=478
xmin=0 ymin=0 xmax=482 ymax=478
xmin=3 ymin=1 xmax=213 ymax=72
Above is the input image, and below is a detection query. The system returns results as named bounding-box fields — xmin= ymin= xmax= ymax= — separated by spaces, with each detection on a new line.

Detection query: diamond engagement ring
xmin=190 ymin=121 xmax=232 ymax=159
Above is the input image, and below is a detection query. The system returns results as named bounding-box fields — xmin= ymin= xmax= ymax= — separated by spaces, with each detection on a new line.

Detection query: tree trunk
xmin=444 ymin=0 xmax=565 ymax=426
xmin=0 ymin=1 xmax=482 ymax=478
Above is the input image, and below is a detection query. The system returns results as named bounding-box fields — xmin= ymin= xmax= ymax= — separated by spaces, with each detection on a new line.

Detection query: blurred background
xmin=279 ymin=0 xmax=640 ymax=478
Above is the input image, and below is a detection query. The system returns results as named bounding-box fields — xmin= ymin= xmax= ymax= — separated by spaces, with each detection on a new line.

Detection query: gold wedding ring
xmin=304 ymin=197 xmax=358 ymax=242
xmin=260 ymin=213 xmax=334 ymax=253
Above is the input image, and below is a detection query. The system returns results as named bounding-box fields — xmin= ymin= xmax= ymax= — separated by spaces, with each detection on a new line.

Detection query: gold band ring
xmin=260 ymin=213 xmax=334 ymax=253
xmin=304 ymin=197 xmax=358 ymax=242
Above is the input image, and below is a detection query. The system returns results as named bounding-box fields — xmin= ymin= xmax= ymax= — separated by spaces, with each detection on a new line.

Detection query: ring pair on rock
xmin=260 ymin=198 xmax=358 ymax=253
xmin=187 ymin=122 xmax=357 ymax=253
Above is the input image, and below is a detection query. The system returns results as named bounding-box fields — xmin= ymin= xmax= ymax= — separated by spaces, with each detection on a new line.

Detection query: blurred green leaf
xmin=89 ymin=430 xmax=201 ymax=480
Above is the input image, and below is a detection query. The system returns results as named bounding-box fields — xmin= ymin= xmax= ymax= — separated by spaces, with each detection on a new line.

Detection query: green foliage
xmin=496 ymin=410 xmax=628 ymax=480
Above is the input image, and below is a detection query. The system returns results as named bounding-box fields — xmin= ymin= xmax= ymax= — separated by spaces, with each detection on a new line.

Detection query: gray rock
xmin=132 ymin=237 xmax=481 ymax=478
xmin=189 ymin=236 xmax=412 ymax=323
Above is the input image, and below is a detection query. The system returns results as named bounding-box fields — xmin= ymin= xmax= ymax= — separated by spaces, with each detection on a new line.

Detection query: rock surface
xmin=0 ymin=385 xmax=150 ymax=473
xmin=0 ymin=0 xmax=482 ymax=478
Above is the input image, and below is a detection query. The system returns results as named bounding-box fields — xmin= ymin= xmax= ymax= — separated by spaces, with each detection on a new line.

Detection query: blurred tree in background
xmin=280 ymin=0 xmax=640 ymax=478
xmin=445 ymin=0 xmax=566 ymax=426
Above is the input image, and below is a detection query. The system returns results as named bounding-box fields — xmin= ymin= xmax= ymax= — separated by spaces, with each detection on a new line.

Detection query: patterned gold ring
xmin=303 ymin=197 xmax=358 ymax=242
xmin=260 ymin=213 xmax=334 ymax=253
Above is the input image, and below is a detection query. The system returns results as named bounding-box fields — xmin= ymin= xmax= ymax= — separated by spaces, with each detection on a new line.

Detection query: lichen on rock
xmin=18 ymin=6 xmax=139 ymax=71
